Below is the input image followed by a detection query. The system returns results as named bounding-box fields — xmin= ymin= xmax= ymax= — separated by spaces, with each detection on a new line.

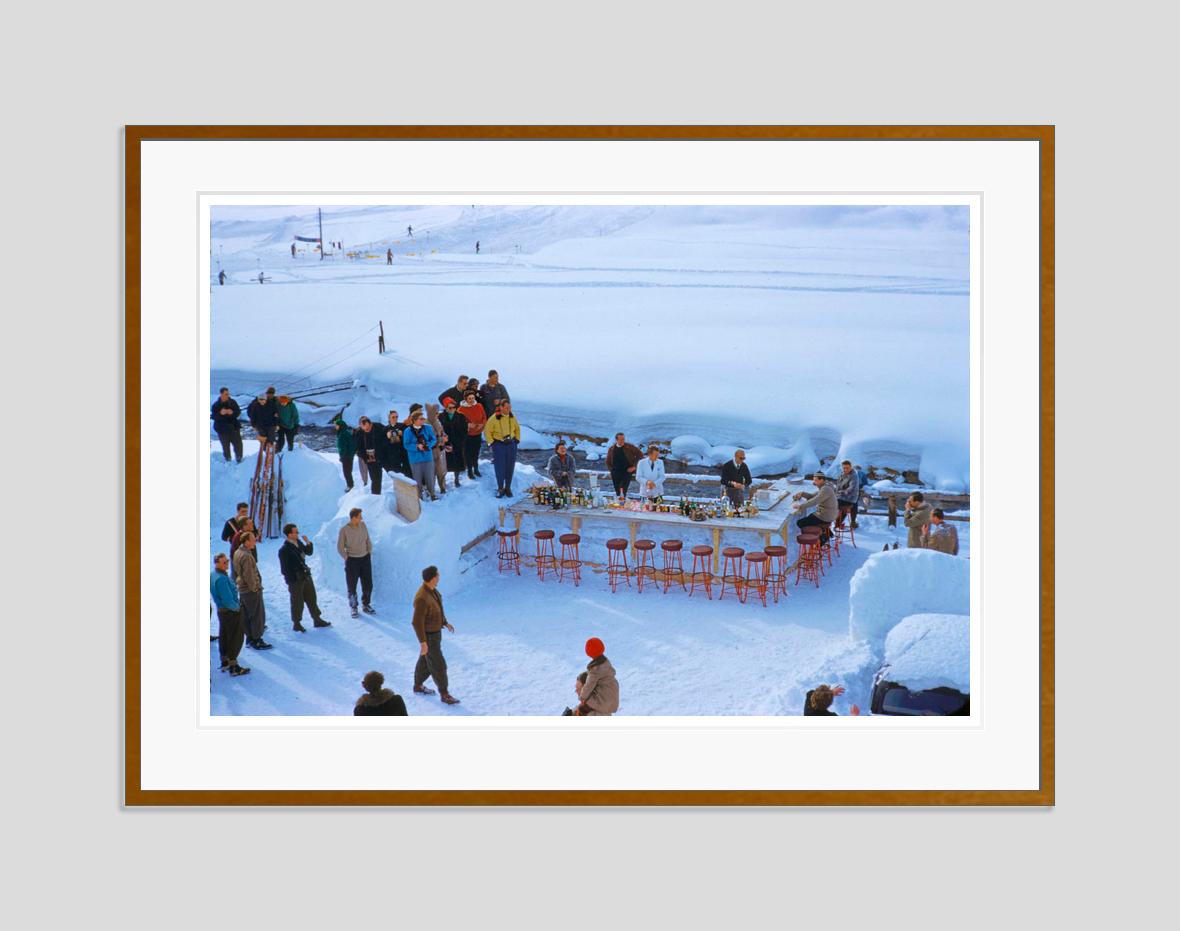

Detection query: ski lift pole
xmin=378 ymin=320 xmax=386 ymax=354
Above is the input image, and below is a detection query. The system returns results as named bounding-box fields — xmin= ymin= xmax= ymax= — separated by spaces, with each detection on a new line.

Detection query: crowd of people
xmin=210 ymin=367 xmax=957 ymax=710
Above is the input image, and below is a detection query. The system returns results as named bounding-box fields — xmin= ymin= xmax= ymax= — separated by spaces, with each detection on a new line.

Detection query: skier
xmin=353 ymin=671 xmax=408 ymax=716
xmin=406 ymin=225 xmax=413 ymax=238
xmin=720 ymin=449 xmax=752 ymax=507
xmin=459 ymin=390 xmax=486 ymax=479
xmin=336 ymin=507 xmax=375 ymax=618
xmin=403 ymin=409 xmax=440 ymax=501
xmin=547 ymin=441 xmax=577 ymax=491
xmin=386 ymin=248 xmax=393 ymax=265
xmin=636 ymin=445 xmax=666 ymax=499
xmin=475 ymin=241 xmax=480 ymax=254
xmin=278 ymin=523 xmax=330 ymax=632
xmin=210 ymin=387 xmax=243 ymax=462
xmin=571 ymin=638 xmax=619 ymax=716
xmin=439 ymin=399 xmax=469 ymax=489
xmin=220 ymin=502 xmax=250 ymax=542
xmin=353 ymin=417 xmax=389 ymax=496
xmin=233 ymin=531 xmax=272 ymax=650
xmin=483 ymin=399 xmax=521 ymax=498
xmin=605 ymin=433 xmax=641 ymax=499
xmin=332 ymin=414 xmax=357 ymax=490
xmin=411 ymin=565 xmax=459 ymax=705
xmin=276 ymin=394 xmax=300 ymax=452
xmin=218 ymin=269 xmax=226 ymax=286
xmin=246 ymin=387 xmax=279 ymax=447
xmin=258 ymin=271 xmax=265 ymax=284
xmin=210 ymin=553 xmax=250 ymax=676
xmin=291 ymin=242 xmax=297 ymax=257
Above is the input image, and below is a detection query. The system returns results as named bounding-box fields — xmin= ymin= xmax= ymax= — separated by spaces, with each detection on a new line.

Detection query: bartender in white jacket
xmin=635 ymin=445 xmax=667 ymax=498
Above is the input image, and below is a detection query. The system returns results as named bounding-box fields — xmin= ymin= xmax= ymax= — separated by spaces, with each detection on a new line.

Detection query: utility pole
xmin=378 ymin=320 xmax=386 ymax=354
xmin=318 ymin=207 xmax=324 ymax=261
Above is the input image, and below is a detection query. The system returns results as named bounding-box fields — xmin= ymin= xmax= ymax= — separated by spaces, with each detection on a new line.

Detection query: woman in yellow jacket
xmin=483 ymin=399 xmax=521 ymax=498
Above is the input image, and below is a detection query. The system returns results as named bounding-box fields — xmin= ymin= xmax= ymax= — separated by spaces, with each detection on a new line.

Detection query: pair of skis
xmin=248 ymin=444 xmax=284 ymax=539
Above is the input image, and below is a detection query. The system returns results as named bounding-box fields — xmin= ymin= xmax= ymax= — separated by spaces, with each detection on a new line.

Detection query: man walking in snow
xmin=386 ymin=248 xmax=393 ymax=265
xmin=904 ymin=492 xmax=933 ymax=548
xmin=210 ymin=553 xmax=250 ymax=676
xmin=218 ymin=269 xmax=226 ymax=285
xmin=337 ymin=507 xmax=375 ymax=618
xmin=211 ymin=387 xmax=243 ymax=462
xmin=475 ymin=241 xmax=480 ymax=254
xmin=247 ymin=387 xmax=280 ymax=447
xmin=922 ymin=507 xmax=959 ymax=555
xmin=835 ymin=459 xmax=861 ymax=527
xmin=411 ymin=565 xmax=459 ymax=705
xmin=278 ymin=523 xmax=330 ymax=632
xmin=233 ymin=531 xmax=272 ymax=650
xmin=407 ymin=225 xmax=413 ymax=238
xmin=484 ymin=399 xmax=521 ymax=498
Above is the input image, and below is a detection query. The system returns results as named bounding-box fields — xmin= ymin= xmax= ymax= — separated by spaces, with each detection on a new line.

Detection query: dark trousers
xmin=239 ymin=590 xmax=266 ymax=642
xmin=611 ymin=472 xmax=632 ymax=497
xmin=725 ymin=484 xmax=747 ymax=507
xmin=357 ymin=456 xmax=369 ymax=485
xmin=362 ymin=454 xmax=382 ymax=494
xmin=797 ymin=514 xmax=830 ymax=532
xmin=413 ymin=630 xmax=449 ymax=693
xmin=345 ymin=554 xmax=373 ymax=607
xmin=217 ymin=429 xmax=243 ymax=462
xmin=256 ymin=424 xmax=278 ymax=446
xmin=492 ymin=440 xmax=517 ymax=492
xmin=287 ymin=575 xmax=323 ymax=622
xmin=464 ymin=435 xmax=482 ymax=476
xmin=217 ymin=608 xmax=244 ymax=663
xmin=276 ymin=425 xmax=299 ymax=452
xmin=340 ymin=453 xmax=355 ymax=489
xmin=837 ymin=499 xmax=858 ymax=524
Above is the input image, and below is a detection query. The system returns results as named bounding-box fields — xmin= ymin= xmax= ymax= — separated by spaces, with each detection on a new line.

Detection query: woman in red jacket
xmin=459 ymin=389 xmax=486 ymax=479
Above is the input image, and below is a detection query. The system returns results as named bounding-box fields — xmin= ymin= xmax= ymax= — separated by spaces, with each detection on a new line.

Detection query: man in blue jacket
xmin=210 ymin=553 xmax=250 ymax=676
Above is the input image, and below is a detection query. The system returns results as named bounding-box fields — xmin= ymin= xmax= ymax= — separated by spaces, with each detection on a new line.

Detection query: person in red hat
xmin=572 ymin=638 xmax=619 ymax=716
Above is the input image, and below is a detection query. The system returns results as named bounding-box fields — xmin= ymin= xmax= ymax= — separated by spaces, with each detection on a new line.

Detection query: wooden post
xmin=514 ymin=512 xmax=523 ymax=532
xmin=711 ymin=527 xmax=722 ymax=573
xmin=887 ymin=495 xmax=898 ymax=528
xmin=629 ymin=520 xmax=638 ymax=557
xmin=571 ymin=516 xmax=582 ymax=534
xmin=378 ymin=320 xmax=385 ymax=354
xmin=498 ymin=506 xmax=505 ymax=528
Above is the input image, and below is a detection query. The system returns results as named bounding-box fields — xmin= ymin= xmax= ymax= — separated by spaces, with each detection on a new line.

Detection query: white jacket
xmin=635 ymin=457 xmax=666 ymax=497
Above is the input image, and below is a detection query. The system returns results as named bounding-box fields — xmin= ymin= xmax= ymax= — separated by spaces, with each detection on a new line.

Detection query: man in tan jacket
xmin=337 ymin=507 xmax=375 ymax=618
xmin=904 ymin=492 xmax=934 ymax=548
xmin=922 ymin=508 xmax=960 ymax=555
xmin=411 ymin=565 xmax=459 ymax=705
xmin=792 ymin=472 xmax=840 ymax=532
xmin=232 ymin=532 xmax=272 ymax=650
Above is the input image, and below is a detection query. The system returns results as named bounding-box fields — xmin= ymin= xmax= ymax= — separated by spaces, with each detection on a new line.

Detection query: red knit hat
xmin=585 ymin=637 xmax=605 ymax=658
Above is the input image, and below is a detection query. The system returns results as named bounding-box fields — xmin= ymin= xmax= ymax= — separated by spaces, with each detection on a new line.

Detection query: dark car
xmin=869 ymin=613 xmax=970 ymax=716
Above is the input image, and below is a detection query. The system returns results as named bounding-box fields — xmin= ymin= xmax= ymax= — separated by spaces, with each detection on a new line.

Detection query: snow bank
xmin=848 ymin=549 xmax=969 ymax=646
xmin=881 ymin=613 xmax=969 ymax=693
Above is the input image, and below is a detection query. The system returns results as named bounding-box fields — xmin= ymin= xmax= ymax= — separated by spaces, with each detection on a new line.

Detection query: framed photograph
xmin=125 ymin=125 xmax=1053 ymax=805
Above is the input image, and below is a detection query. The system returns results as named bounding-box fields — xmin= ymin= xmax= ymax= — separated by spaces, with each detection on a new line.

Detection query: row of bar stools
xmin=833 ymin=506 xmax=856 ymax=553
xmin=719 ymin=546 xmax=745 ymax=600
xmin=743 ymin=551 xmax=769 ymax=607
xmin=661 ymin=540 xmax=686 ymax=592
xmin=634 ymin=539 xmax=658 ymax=592
xmin=498 ymin=528 xmax=521 ymax=575
xmin=764 ymin=545 xmax=788 ymax=603
xmin=558 ymin=533 xmax=582 ymax=586
xmin=689 ymin=545 xmax=714 ymax=598
xmin=533 ymin=529 xmax=557 ymax=581
xmin=606 ymin=538 xmax=630 ymax=592
xmin=795 ymin=533 xmax=822 ymax=587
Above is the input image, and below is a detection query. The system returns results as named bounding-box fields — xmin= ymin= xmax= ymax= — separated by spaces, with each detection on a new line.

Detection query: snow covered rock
xmin=848 ymin=549 xmax=968 ymax=646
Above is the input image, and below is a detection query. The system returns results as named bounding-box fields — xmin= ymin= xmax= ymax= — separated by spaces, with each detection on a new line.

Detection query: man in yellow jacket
xmin=484 ymin=399 xmax=522 ymax=498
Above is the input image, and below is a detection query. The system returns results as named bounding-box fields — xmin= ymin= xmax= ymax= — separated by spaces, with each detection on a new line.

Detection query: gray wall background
xmin=5 ymin=1 xmax=1168 ymax=926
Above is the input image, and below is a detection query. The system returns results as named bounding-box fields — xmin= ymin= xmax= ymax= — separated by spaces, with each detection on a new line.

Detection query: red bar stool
xmin=743 ymin=552 xmax=769 ymax=607
xmin=719 ymin=546 xmax=745 ymax=600
xmin=689 ymin=545 xmax=714 ymax=599
xmin=497 ymin=528 xmax=521 ymax=575
xmin=558 ymin=533 xmax=582 ymax=586
xmin=833 ymin=506 xmax=856 ymax=552
xmin=764 ymin=545 xmax=788 ymax=603
xmin=795 ymin=534 xmax=822 ymax=588
xmin=634 ymin=539 xmax=657 ymax=592
xmin=533 ymin=529 xmax=557 ymax=581
xmin=660 ymin=540 xmax=686 ymax=593
xmin=605 ymin=538 xmax=630 ymax=592
xmin=799 ymin=527 xmax=826 ymax=578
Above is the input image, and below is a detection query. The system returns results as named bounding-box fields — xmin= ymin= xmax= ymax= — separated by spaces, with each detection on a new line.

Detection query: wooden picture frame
xmin=125 ymin=125 xmax=1053 ymax=805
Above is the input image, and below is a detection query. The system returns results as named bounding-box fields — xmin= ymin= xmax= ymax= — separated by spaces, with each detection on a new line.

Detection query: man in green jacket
xmin=276 ymin=395 xmax=301 ymax=452
xmin=333 ymin=414 xmax=357 ymax=490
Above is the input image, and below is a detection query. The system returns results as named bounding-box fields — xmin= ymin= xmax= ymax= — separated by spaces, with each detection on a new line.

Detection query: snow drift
xmin=880 ymin=613 xmax=970 ymax=694
xmin=847 ymin=549 xmax=969 ymax=646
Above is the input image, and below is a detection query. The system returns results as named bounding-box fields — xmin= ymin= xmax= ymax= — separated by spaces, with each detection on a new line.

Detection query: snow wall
xmin=847 ymin=549 xmax=969 ymax=647
xmin=882 ymin=613 xmax=970 ymax=693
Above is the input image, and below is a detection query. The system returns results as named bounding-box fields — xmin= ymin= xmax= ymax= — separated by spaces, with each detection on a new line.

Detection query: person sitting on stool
xmin=792 ymin=472 xmax=840 ymax=535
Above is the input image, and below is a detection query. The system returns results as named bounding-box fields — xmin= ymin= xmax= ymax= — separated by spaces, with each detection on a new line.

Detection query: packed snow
xmin=847 ymin=549 xmax=970 ymax=647
xmin=880 ymin=613 xmax=970 ymax=694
